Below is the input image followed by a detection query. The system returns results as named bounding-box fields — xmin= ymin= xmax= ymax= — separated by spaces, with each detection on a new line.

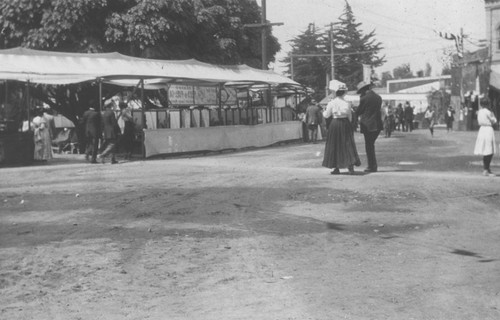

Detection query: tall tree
xmin=282 ymin=23 xmax=327 ymax=100
xmin=329 ymin=0 xmax=385 ymax=89
xmin=281 ymin=0 xmax=385 ymax=96
xmin=380 ymin=71 xmax=393 ymax=88
xmin=425 ymin=62 xmax=432 ymax=77
xmin=0 ymin=0 xmax=279 ymax=66
xmin=393 ymin=63 xmax=414 ymax=79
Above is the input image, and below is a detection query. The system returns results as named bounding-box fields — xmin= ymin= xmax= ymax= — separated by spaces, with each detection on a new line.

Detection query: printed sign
xmin=167 ymin=85 xmax=238 ymax=106
xmin=169 ymin=85 xmax=195 ymax=105
xmin=195 ymin=86 xmax=218 ymax=105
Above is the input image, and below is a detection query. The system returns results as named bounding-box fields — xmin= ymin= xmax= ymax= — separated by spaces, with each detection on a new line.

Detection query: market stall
xmin=0 ymin=81 xmax=34 ymax=166
xmin=0 ymin=47 xmax=307 ymax=161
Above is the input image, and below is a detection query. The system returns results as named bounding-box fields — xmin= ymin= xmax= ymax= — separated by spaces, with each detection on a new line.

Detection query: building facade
xmin=485 ymin=0 xmax=500 ymax=121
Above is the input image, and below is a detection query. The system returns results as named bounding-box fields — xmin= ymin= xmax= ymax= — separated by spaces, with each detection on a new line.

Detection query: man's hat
xmin=356 ymin=81 xmax=370 ymax=93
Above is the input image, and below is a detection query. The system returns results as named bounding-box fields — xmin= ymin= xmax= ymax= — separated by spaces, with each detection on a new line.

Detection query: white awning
xmin=0 ymin=47 xmax=301 ymax=88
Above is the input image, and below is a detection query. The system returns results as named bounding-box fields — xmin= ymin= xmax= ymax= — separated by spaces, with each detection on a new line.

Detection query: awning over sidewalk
xmin=0 ymin=47 xmax=301 ymax=88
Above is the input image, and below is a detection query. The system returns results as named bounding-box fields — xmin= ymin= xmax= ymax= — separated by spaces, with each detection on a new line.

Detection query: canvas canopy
xmin=0 ymin=47 xmax=301 ymax=89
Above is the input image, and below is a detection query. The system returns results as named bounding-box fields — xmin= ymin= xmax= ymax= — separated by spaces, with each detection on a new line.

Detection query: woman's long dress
xmin=32 ymin=116 xmax=53 ymax=160
xmin=322 ymin=97 xmax=361 ymax=169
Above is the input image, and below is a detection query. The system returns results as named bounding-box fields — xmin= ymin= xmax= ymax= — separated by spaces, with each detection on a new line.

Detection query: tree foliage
xmin=282 ymin=23 xmax=327 ymax=100
xmin=0 ymin=0 xmax=280 ymax=121
xmin=281 ymin=0 xmax=385 ymax=98
xmin=380 ymin=71 xmax=393 ymax=88
xmin=424 ymin=62 xmax=432 ymax=77
xmin=393 ymin=63 xmax=414 ymax=79
xmin=0 ymin=0 xmax=279 ymax=65
xmin=330 ymin=1 xmax=385 ymax=89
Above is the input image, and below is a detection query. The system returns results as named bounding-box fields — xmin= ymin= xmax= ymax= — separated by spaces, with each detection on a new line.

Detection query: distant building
xmin=386 ymin=76 xmax=451 ymax=94
xmin=485 ymin=0 xmax=500 ymax=120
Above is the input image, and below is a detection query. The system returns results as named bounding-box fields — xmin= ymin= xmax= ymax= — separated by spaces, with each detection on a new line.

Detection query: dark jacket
xmin=305 ymin=104 xmax=323 ymax=126
xmin=81 ymin=108 xmax=101 ymax=138
xmin=404 ymin=105 xmax=414 ymax=121
xmin=357 ymin=90 xmax=383 ymax=133
xmin=101 ymin=109 xmax=120 ymax=140
xmin=444 ymin=109 xmax=455 ymax=122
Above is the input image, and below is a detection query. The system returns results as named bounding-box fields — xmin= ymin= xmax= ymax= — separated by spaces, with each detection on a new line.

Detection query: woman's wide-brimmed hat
xmin=329 ymin=80 xmax=348 ymax=92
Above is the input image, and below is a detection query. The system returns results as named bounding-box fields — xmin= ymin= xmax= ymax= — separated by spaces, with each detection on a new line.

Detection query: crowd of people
xmin=30 ymin=101 xmax=135 ymax=164
xmin=27 ymin=86 xmax=497 ymax=177
xmin=81 ymin=101 xmax=135 ymax=164
xmin=302 ymin=80 xmax=496 ymax=177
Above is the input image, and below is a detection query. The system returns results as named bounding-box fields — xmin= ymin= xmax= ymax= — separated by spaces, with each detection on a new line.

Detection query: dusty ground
xmin=1 ymin=127 xmax=500 ymax=320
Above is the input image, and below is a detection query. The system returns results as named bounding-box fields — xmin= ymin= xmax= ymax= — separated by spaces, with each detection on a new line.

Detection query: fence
xmin=131 ymin=107 xmax=297 ymax=131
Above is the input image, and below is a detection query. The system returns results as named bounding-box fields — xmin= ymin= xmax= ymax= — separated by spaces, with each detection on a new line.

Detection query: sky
xmin=258 ymin=0 xmax=487 ymax=77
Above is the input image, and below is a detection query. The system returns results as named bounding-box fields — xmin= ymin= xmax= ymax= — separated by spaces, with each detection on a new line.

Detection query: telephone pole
xmin=243 ymin=0 xmax=283 ymax=70
xmin=329 ymin=24 xmax=334 ymax=81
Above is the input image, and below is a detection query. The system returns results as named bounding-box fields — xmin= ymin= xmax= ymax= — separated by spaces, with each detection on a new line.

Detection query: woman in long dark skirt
xmin=322 ymin=80 xmax=361 ymax=175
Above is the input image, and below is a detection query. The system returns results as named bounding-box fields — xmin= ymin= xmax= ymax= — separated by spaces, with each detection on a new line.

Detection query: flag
xmin=434 ymin=30 xmax=463 ymax=58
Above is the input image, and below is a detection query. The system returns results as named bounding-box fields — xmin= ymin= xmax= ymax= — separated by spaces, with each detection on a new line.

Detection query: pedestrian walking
xmin=322 ymin=80 xmax=361 ymax=175
xmin=382 ymin=102 xmax=394 ymax=138
xmin=403 ymin=101 xmax=414 ymax=132
xmin=444 ymin=105 xmax=455 ymax=132
xmin=81 ymin=104 xmax=101 ymax=163
xmin=356 ymin=81 xmax=383 ymax=173
xmin=473 ymin=98 xmax=497 ymax=177
xmin=98 ymin=103 xmax=120 ymax=164
xmin=305 ymin=99 xmax=323 ymax=144
xmin=118 ymin=102 xmax=135 ymax=159
xmin=424 ymin=105 xmax=436 ymax=137
xmin=395 ymin=103 xmax=404 ymax=131
xmin=31 ymin=108 xmax=53 ymax=161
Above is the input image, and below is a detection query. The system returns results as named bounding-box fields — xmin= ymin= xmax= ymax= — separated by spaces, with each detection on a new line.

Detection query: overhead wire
xmin=309 ymin=0 xmax=465 ymax=53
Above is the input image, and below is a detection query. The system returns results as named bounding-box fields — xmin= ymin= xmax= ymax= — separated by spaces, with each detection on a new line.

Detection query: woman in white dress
xmin=322 ymin=80 xmax=361 ymax=174
xmin=31 ymin=108 xmax=53 ymax=161
xmin=474 ymin=99 xmax=497 ymax=176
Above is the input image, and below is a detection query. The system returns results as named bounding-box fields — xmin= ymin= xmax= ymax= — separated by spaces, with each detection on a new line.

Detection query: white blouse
xmin=477 ymin=108 xmax=497 ymax=127
xmin=323 ymin=97 xmax=352 ymax=122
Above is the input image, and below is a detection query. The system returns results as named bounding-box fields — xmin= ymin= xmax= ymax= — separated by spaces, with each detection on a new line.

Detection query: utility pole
xmin=459 ymin=27 xmax=465 ymax=104
xmin=330 ymin=24 xmax=334 ymax=81
xmin=261 ymin=0 xmax=267 ymax=70
xmin=243 ymin=0 xmax=283 ymax=70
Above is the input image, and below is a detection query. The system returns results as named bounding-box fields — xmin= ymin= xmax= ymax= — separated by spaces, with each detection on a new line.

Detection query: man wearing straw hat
xmin=356 ymin=81 xmax=383 ymax=173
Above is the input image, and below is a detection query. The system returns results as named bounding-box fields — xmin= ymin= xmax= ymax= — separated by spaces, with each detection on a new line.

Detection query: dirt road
xmin=1 ymin=128 xmax=500 ymax=320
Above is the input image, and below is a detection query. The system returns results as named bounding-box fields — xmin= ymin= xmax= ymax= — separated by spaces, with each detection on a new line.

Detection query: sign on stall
xmin=168 ymin=84 xmax=237 ymax=106
xmin=169 ymin=85 xmax=195 ymax=105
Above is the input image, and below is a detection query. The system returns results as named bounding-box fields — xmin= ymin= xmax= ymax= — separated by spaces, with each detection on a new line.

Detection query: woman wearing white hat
xmin=322 ymin=80 xmax=361 ymax=174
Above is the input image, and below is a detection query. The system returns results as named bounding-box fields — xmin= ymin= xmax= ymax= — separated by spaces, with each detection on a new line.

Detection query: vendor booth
xmin=0 ymin=48 xmax=308 ymax=162
xmin=0 ymin=80 xmax=34 ymax=166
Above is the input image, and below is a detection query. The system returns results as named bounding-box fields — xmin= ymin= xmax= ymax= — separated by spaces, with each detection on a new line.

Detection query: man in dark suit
xmin=305 ymin=99 xmax=323 ymax=143
xmin=403 ymin=101 xmax=414 ymax=132
xmin=81 ymin=104 xmax=101 ymax=163
xmin=356 ymin=81 xmax=383 ymax=173
xmin=98 ymin=103 xmax=119 ymax=164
